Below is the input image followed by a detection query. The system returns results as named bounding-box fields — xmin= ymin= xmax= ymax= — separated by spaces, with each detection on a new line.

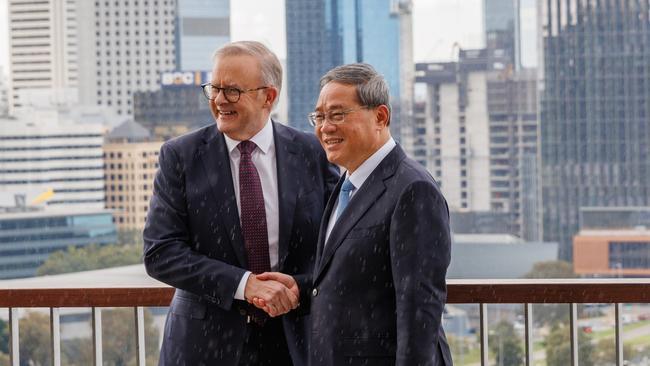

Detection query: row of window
xmin=107 ymin=194 xmax=149 ymax=202
xmin=107 ymin=183 xmax=150 ymax=191
xmin=105 ymin=151 xmax=159 ymax=159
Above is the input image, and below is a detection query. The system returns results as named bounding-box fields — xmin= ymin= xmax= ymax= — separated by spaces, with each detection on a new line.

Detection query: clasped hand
xmin=244 ymin=272 xmax=299 ymax=317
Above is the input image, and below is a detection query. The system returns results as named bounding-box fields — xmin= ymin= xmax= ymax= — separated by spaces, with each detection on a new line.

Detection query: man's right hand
xmin=244 ymin=274 xmax=299 ymax=317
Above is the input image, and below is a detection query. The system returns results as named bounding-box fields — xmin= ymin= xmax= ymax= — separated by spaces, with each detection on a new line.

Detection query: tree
xmin=592 ymin=337 xmax=635 ymax=365
xmin=523 ymin=260 xmax=578 ymax=279
xmin=101 ymin=308 xmax=159 ymax=366
xmin=0 ymin=318 xmax=8 ymax=366
xmin=0 ymin=319 xmax=8 ymax=354
xmin=489 ymin=320 xmax=523 ymax=366
xmin=117 ymin=229 xmax=144 ymax=247
xmin=545 ymin=323 xmax=594 ymax=366
xmin=19 ymin=311 xmax=51 ymax=366
xmin=14 ymin=309 xmax=159 ymax=366
xmin=37 ymin=243 xmax=142 ymax=276
xmin=524 ymin=261 xmax=580 ymax=326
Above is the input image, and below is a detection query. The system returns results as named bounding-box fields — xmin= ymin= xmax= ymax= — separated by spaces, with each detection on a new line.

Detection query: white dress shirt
xmin=324 ymin=137 xmax=396 ymax=244
xmin=223 ymin=119 xmax=280 ymax=300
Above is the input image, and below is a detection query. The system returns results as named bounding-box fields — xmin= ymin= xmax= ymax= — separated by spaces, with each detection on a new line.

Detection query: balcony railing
xmin=3 ymin=278 xmax=650 ymax=366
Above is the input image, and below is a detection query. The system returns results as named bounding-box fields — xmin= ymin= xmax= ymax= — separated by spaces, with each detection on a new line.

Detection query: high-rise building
xmin=0 ymin=69 xmax=8 ymax=117
xmin=487 ymin=67 xmax=539 ymax=240
xmin=7 ymin=0 xmax=79 ymax=114
xmin=484 ymin=0 xmax=520 ymax=68
xmin=104 ymin=120 xmax=162 ymax=230
xmin=414 ymin=49 xmax=539 ymax=240
xmin=540 ymin=0 xmax=650 ymax=260
xmin=414 ymin=52 xmax=492 ymax=213
xmin=175 ymin=0 xmax=230 ymax=71
xmin=76 ymin=0 xmax=177 ymax=116
xmin=0 ymin=115 xmax=105 ymax=209
xmin=286 ymin=0 xmax=414 ymax=148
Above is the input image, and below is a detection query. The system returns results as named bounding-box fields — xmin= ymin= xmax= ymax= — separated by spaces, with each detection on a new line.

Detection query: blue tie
xmin=335 ymin=178 xmax=355 ymax=221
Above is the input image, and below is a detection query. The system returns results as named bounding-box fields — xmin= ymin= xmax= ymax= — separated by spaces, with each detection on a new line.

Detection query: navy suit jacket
xmin=310 ymin=144 xmax=452 ymax=366
xmin=143 ymin=121 xmax=338 ymax=366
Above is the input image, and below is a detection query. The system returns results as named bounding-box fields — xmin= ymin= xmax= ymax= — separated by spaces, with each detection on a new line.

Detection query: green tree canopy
xmin=37 ymin=243 xmax=142 ymax=276
xmin=545 ymin=323 xmax=594 ymax=366
xmin=523 ymin=260 xmax=578 ymax=279
xmin=16 ymin=309 xmax=159 ymax=366
xmin=0 ymin=318 xmax=8 ymax=354
xmin=489 ymin=320 xmax=524 ymax=366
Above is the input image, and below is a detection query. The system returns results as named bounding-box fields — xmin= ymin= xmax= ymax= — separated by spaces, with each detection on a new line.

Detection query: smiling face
xmin=314 ymin=82 xmax=390 ymax=173
xmin=209 ymin=54 xmax=277 ymax=141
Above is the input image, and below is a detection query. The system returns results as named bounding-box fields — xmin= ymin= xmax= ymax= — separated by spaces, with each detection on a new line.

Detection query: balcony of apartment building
xmin=3 ymin=264 xmax=650 ymax=366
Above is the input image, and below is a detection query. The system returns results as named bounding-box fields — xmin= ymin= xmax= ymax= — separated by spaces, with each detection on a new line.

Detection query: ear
xmin=375 ymin=105 xmax=390 ymax=129
xmin=263 ymin=87 xmax=279 ymax=108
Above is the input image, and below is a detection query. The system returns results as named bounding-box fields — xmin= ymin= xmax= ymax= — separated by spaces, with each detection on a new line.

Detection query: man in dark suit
xmin=308 ymin=63 xmax=453 ymax=366
xmin=143 ymin=41 xmax=338 ymax=366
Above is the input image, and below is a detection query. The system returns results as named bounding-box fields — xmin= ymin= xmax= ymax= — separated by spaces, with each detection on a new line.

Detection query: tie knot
xmin=341 ymin=178 xmax=355 ymax=193
xmin=238 ymin=140 xmax=257 ymax=155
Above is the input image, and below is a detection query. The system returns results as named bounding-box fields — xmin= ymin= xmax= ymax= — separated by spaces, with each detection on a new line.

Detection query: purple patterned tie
xmin=238 ymin=140 xmax=271 ymax=325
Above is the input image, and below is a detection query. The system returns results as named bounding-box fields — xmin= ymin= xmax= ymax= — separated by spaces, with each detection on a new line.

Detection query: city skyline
xmin=0 ymin=0 xmax=486 ymax=76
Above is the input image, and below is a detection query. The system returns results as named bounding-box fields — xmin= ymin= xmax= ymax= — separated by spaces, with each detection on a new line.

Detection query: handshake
xmin=244 ymin=272 xmax=299 ymax=317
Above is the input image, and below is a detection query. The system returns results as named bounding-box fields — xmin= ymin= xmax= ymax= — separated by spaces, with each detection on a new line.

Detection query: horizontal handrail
xmin=4 ymin=279 xmax=650 ymax=307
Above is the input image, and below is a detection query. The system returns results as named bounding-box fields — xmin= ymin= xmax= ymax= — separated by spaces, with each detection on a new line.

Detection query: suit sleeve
xmin=143 ymin=143 xmax=245 ymax=311
xmin=389 ymin=180 xmax=451 ymax=366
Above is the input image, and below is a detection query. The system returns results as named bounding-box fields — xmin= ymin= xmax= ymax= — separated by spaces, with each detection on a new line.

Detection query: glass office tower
xmin=176 ymin=0 xmax=230 ymax=71
xmin=286 ymin=0 xmax=413 ymax=142
xmin=540 ymin=0 xmax=650 ymax=260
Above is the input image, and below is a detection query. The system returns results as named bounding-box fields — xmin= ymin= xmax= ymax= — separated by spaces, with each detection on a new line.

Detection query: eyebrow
xmin=315 ymin=104 xmax=346 ymax=112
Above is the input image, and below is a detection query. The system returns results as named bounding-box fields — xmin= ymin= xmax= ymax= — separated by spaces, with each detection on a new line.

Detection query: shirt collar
xmin=346 ymin=137 xmax=396 ymax=190
xmin=224 ymin=118 xmax=274 ymax=155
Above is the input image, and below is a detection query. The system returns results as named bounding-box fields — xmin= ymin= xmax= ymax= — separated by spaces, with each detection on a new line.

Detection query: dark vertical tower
xmin=286 ymin=0 xmax=341 ymax=130
xmin=541 ymin=0 xmax=650 ymax=260
xmin=285 ymin=0 xmax=412 ymax=140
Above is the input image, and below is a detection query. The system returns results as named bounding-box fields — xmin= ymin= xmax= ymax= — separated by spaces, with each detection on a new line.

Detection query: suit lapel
xmin=314 ymin=145 xmax=406 ymax=282
xmin=314 ymin=176 xmax=344 ymax=275
xmin=196 ymin=126 xmax=247 ymax=268
xmin=274 ymin=122 xmax=298 ymax=269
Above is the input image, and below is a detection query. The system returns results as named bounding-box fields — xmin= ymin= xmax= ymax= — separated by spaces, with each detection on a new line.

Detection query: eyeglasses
xmin=200 ymin=83 xmax=269 ymax=103
xmin=307 ymin=106 xmax=368 ymax=127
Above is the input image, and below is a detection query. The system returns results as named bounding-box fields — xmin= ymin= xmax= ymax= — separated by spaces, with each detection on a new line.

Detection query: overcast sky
xmin=0 ymin=0 xmax=485 ymax=77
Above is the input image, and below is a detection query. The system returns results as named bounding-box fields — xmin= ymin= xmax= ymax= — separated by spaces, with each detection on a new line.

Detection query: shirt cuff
xmin=234 ymin=271 xmax=252 ymax=300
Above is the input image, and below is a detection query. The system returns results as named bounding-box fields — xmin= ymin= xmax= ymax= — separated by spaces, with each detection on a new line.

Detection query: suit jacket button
xmin=312 ymin=288 xmax=318 ymax=297
xmin=239 ymin=309 xmax=247 ymax=316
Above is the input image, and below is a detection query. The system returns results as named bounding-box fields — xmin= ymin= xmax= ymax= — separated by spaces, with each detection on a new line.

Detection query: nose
xmin=318 ymin=120 xmax=337 ymax=134
xmin=213 ymin=88 xmax=229 ymax=104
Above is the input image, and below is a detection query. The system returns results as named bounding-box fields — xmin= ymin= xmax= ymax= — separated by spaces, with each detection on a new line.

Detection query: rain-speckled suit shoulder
xmin=144 ymin=121 xmax=339 ymax=366
xmin=310 ymin=144 xmax=452 ymax=366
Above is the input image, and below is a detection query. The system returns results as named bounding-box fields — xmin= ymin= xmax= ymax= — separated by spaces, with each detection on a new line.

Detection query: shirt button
xmin=312 ymin=288 xmax=318 ymax=297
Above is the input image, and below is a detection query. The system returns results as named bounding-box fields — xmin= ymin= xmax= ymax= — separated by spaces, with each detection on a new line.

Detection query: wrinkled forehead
xmin=211 ymin=54 xmax=262 ymax=86
xmin=316 ymin=82 xmax=359 ymax=110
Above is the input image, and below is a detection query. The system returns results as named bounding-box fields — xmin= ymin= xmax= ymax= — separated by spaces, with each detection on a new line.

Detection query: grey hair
xmin=212 ymin=41 xmax=282 ymax=104
xmin=319 ymin=63 xmax=391 ymax=124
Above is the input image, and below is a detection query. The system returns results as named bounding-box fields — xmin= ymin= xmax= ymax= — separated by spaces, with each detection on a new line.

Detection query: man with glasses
xmin=307 ymin=63 xmax=453 ymax=366
xmin=144 ymin=41 xmax=338 ymax=366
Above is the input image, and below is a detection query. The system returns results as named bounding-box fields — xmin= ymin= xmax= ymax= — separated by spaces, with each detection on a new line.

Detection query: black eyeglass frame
xmin=200 ymin=83 xmax=269 ymax=103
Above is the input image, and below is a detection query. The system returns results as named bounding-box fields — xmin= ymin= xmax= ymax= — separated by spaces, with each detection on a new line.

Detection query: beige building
xmin=104 ymin=121 xmax=162 ymax=230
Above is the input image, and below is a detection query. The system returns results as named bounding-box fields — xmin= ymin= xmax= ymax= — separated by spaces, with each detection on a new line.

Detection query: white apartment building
xmin=0 ymin=69 xmax=8 ymax=116
xmin=7 ymin=0 xmax=79 ymax=114
xmin=414 ymin=60 xmax=492 ymax=212
xmin=0 ymin=113 xmax=105 ymax=209
xmin=414 ymin=50 xmax=540 ymax=240
xmin=76 ymin=0 xmax=177 ymax=116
